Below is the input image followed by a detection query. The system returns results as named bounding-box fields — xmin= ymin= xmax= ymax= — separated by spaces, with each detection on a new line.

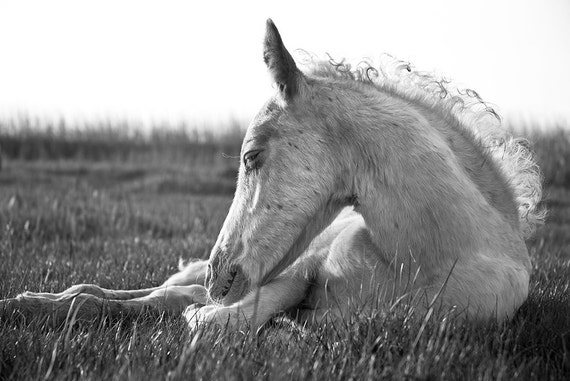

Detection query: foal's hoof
xmin=183 ymin=303 xmax=206 ymax=331
xmin=183 ymin=303 xmax=250 ymax=333
xmin=0 ymin=297 xmax=56 ymax=325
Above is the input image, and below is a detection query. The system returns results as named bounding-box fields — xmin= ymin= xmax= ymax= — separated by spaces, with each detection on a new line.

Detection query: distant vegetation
xmin=530 ymin=128 xmax=570 ymax=187
xmin=1 ymin=118 xmax=569 ymax=188
xmin=0 ymin=117 xmax=244 ymax=166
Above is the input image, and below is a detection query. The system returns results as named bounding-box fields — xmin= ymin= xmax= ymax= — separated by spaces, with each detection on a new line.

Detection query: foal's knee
xmin=63 ymin=284 xmax=106 ymax=298
xmin=147 ymin=285 xmax=208 ymax=312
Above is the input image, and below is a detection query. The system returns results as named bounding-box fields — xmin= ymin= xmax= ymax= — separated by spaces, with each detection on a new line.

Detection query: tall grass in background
xmin=530 ymin=128 xmax=570 ymax=187
xmin=1 ymin=116 xmax=568 ymax=188
xmin=0 ymin=116 xmax=245 ymax=166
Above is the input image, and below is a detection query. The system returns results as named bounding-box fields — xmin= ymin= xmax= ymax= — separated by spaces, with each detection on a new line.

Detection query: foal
xmin=1 ymin=20 xmax=544 ymax=329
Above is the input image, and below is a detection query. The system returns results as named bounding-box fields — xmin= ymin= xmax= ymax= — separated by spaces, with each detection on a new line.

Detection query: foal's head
xmin=206 ymin=20 xmax=361 ymax=304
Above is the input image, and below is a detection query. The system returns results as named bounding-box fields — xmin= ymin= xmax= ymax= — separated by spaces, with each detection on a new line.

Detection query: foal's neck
xmin=346 ymin=103 xmax=500 ymax=263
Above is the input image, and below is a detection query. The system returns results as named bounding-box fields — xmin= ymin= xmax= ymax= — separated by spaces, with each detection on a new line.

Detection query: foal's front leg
xmin=0 ymin=259 xmax=208 ymax=323
xmin=20 ymin=259 xmax=208 ymax=300
xmin=1 ymin=285 xmax=209 ymax=323
xmin=184 ymin=274 xmax=307 ymax=330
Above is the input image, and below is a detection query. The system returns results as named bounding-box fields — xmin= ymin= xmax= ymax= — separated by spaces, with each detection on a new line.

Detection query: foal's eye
xmin=243 ymin=150 xmax=263 ymax=170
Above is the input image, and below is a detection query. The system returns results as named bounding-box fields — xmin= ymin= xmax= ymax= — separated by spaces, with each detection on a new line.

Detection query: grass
xmin=0 ymin=124 xmax=569 ymax=380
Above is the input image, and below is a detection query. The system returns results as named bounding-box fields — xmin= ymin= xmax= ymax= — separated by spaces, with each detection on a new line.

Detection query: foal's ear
xmin=263 ymin=19 xmax=303 ymax=100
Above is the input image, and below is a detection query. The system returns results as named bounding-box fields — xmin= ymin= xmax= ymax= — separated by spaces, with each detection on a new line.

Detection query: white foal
xmin=1 ymin=20 xmax=544 ymax=331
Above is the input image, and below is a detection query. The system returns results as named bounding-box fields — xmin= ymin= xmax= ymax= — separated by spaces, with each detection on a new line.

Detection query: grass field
xmin=0 ymin=125 xmax=569 ymax=380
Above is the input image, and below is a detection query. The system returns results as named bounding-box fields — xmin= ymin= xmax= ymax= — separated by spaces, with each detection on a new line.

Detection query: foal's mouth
xmin=220 ymin=268 xmax=238 ymax=298
xmin=209 ymin=264 xmax=248 ymax=304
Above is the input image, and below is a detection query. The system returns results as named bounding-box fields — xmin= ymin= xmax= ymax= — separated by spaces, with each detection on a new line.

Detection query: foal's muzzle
xmin=207 ymin=250 xmax=248 ymax=304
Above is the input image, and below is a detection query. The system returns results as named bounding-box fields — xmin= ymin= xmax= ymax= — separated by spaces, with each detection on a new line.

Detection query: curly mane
xmin=298 ymin=52 xmax=545 ymax=239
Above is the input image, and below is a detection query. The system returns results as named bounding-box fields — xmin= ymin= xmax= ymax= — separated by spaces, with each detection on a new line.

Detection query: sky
xmin=0 ymin=0 xmax=569 ymax=130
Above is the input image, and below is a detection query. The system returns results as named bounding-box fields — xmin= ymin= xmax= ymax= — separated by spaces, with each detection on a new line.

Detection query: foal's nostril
xmin=209 ymin=251 xmax=222 ymax=267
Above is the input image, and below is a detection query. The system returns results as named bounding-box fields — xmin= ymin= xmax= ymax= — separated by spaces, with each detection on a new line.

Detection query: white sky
xmin=0 ymin=0 xmax=569 ymax=130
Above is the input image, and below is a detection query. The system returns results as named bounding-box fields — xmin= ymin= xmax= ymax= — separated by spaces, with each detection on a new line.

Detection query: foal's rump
xmin=445 ymin=252 xmax=530 ymax=320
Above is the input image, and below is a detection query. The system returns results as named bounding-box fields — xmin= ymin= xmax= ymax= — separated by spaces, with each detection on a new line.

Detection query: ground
xmin=0 ymin=128 xmax=569 ymax=380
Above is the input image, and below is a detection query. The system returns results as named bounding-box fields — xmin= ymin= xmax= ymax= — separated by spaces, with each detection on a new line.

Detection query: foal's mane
xmin=297 ymin=52 xmax=545 ymax=239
